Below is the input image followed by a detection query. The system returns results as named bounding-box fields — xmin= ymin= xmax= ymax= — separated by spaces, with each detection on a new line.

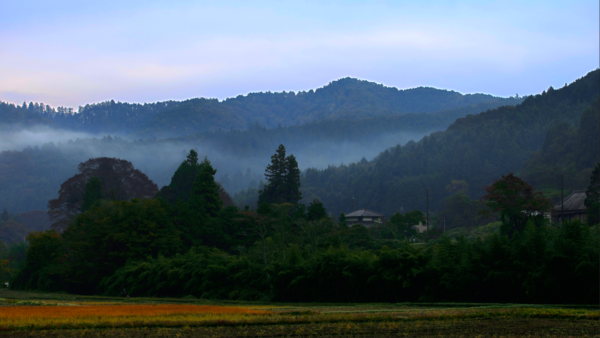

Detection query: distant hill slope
xmin=17 ymin=78 xmax=515 ymax=138
xmin=520 ymin=96 xmax=599 ymax=201
xmin=293 ymin=69 xmax=599 ymax=217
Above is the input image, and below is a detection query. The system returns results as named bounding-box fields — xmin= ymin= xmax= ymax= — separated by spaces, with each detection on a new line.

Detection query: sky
xmin=1 ymin=0 xmax=598 ymax=109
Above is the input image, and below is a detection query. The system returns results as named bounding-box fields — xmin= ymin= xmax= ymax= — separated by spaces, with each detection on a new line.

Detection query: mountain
xmin=25 ymin=78 xmax=515 ymax=139
xmin=288 ymin=69 xmax=600 ymax=217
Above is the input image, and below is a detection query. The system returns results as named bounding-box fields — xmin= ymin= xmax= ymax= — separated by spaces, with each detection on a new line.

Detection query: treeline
xmin=9 ymin=148 xmax=600 ymax=304
xmin=8 ymin=77 xmax=516 ymax=138
xmin=0 ymin=99 xmax=517 ymax=214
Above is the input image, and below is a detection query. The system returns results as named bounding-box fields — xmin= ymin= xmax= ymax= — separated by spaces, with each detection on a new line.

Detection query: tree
xmin=258 ymin=145 xmax=287 ymax=205
xmin=387 ymin=210 xmax=423 ymax=239
xmin=81 ymin=177 xmax=103 ymax=212
xmin=338 ymin=212 xmax=347 ymax=228
xmin=60 ymin=198 xmax=182 ymax=293
xmin=480 ymin=173 xmax=552 ymax=238
xmin=283 ymin=154 xmax=302 ymax=205
xmin=48 ymin=158 xmax=158 ymax=231
xmin=189 ymin=157 xmax=223 ymax=218
xmin=584 ymin=163 xmax=599 ymax=225
xmin=307 ymin=198 xmax=327 ymax=221
xmin=258 ymin=144 xmax=302 ymax=205
xmin=0 ymin=208 xmax=8 ymax=222
xmin=156 ymin=150 xmax=201 ymax=203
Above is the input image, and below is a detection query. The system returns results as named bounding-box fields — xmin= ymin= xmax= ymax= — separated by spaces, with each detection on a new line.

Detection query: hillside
xmin=291 ymin=69 xmax=600 ymax=217
xmin=20 ymin=78 xmax=516 ymax=138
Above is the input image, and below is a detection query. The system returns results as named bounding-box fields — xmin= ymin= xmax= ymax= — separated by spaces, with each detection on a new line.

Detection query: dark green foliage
xmin=156 ymin=150 xmax=201 ymax=204
xmin=306 ymin=198 xmax=327 ymax=221
xmin=11 ymin=230 xmax=65 ymax=291
xmin=189 ymin=157 xmax=222 ymax=217
xmin=0 ymin=208 xmax=7 ymax=221
xmin=100 ymin=247 xmax=268 ymax=300
xmin=81 ymin=177 xmax=103 ymax=212
xmin=434 ymin=193 xmax=492 ymax=231
xmin=338 ymin=212 xmax=347 ymax=227
xmin=521 ymin=96 xmax=599 ymax=193
xmin=386 ymin=210 xmax=424 ymax=238
xmin=59 ymin=198 xmax=182 ymax=294
xmin=258 ymin=145 xmax=302 ymax=205
xmin=585 ymin=163 xmax=599 ymax=225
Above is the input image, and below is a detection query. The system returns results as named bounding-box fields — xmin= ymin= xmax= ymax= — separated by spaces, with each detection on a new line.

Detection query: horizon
xmin=1 ymin=1 xmax=598 ymax=108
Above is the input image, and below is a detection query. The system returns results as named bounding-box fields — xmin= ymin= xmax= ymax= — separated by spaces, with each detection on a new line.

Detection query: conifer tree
xmin=189 ymin=157 xmax=222 ymax=217
xmin=258 ymin=144 xmax=302 ymax=205
xmin=0 ymin=208 xmax=8 ymax=221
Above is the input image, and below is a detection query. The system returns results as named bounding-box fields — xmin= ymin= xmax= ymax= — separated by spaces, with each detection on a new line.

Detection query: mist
xmin=0 ymin=126 xmax=432 ymax=210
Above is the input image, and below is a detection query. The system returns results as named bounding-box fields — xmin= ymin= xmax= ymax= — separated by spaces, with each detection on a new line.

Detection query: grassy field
xmin=0 ymin=288 xmax=598 ymax=337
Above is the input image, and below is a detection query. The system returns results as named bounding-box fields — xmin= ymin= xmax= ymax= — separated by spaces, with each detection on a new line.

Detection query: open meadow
xmin=0 ymin=289 xmax=597 ymax=338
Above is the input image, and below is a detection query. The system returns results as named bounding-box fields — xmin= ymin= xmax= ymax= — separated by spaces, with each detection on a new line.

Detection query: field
xmin=0 ymin=288 xmax=597 ymax=337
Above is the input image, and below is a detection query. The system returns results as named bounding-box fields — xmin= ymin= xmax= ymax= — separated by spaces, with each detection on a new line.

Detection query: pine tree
xmin=259 ymin=144 xmax=288 ymax=205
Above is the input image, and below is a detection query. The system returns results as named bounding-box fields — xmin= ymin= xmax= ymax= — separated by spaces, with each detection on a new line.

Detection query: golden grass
xmin=0 ymin=303 xmax=596 ymax=333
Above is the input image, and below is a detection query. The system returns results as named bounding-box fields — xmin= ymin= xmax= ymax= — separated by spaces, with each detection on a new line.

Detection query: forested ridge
xmin=290 ymin=69 xmax=600 ymax=216
xmin=2 ymin=77 xmax=514 ymax=138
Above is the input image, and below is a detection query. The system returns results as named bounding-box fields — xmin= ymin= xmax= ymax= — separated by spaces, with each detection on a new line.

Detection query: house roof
xmin=555 ymin=190 xmax=587 ymax=211
xmin=345 ymin=209 xmax=385 ymax=217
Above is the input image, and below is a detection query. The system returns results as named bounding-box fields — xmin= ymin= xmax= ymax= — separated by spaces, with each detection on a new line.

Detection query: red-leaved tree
xmin=480 ymin=173 xmax=552 ymax=238
xmin=48 ymin=157 xmax=158 ymax=231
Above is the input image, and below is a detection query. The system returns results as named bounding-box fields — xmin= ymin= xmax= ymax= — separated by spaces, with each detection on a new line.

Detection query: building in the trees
xmin=345 ymin=209 xmax=385 ymax=227
xmin=552 ymin=190 xmax=587 ymax=223
xmin=411 ymin=221 xmax=428 ymax=233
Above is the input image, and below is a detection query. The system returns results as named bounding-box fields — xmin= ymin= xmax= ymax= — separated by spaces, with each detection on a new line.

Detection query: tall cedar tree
xmin=584 ymin=163 xmax=599 ymax=225
xmin=258 ymin=144 xmax=302 ymax=205
xmin=480 ymin=173 xmax=552 ymax=238
xmin=0 ymin=208 xmax=8 ymax=221
xmin=157 ymin=150 xmax=235 ymax=207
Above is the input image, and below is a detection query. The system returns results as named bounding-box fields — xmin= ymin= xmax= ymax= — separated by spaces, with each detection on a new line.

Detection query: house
xmin=345 ymin=209 xmax=386 ymax=227
xmin=552 ymin=190 xmax=587 ymax=223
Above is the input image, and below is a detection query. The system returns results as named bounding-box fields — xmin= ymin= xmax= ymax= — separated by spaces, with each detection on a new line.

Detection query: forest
xmin=3 ymin=146 xmax=598 ymax=304
xmin=0 ymin=69 xmax=598 ymax=305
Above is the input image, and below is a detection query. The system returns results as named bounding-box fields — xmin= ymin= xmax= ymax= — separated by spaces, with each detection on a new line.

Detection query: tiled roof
xmin=555 ymin=190 xmax=587 ymax=211
xmin=345 ymin=209 xmax=385 ymax=217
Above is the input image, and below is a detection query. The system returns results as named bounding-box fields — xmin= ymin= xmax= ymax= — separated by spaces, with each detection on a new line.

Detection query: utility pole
xmin=561 ymin=173 xmax=564 ymax=224
xmin=426 ymin=189 xmax=429 ymax=233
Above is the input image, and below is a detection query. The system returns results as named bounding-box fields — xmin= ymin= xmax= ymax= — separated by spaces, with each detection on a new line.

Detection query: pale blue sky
xmin=1 ymin=1 xmax=598 ymax=108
